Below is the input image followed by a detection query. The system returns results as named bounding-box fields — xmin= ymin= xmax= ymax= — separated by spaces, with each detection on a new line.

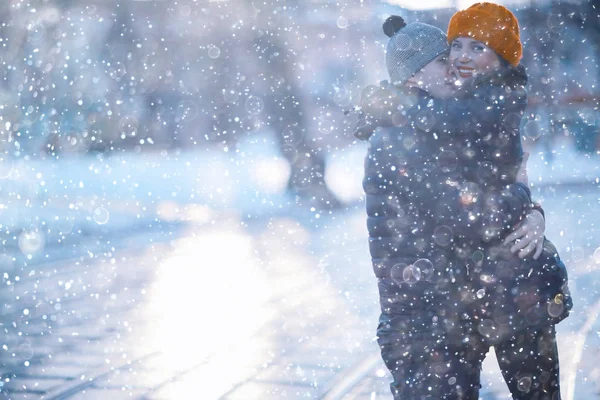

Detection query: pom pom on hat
xmin=383 ymin=15 xmax=407 ymax=38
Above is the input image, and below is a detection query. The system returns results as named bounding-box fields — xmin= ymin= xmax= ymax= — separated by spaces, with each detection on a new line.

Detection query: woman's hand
xmin=503 ymin=151 xmax=545 ymax=259
xmin=503 ymin=208 xmax=545 ymax=259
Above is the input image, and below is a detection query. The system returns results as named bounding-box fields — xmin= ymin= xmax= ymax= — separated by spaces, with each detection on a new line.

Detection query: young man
xmin=357 ymin=14 xmax=570 ymax=399
xmin=355 ymin=17 xmax=453 ymax=141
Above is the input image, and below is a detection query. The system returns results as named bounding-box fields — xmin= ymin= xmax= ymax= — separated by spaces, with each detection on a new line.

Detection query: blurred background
xmin=0 ymin=1 xmax=599 ymax=399
xmin=0 ymin=0 xmax=598 ymax=206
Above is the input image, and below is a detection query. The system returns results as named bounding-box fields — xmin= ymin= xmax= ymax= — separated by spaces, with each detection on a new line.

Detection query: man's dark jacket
xmin=359 ymin=67 xmax=571 ymax=343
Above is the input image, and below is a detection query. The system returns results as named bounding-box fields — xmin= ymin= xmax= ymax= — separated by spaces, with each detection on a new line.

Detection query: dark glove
xmin=352 ymin=81 xmax=411 ymax=141
xmin=353 ymin=110 xmax=378 ymax=141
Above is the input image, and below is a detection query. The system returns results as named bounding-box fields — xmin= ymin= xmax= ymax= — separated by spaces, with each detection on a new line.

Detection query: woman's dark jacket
xmin=358 ymin=67 xmax=571 ymax=340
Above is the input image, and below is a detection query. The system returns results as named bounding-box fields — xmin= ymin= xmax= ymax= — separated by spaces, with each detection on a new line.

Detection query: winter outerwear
xmin=362 ymin=83 xmax=535 ymax=315
xmin=361 ymin=66 xmax=571 ymax=326
xmin=447 ymin=2 xmax=522 ymax=66
xmin=420 ymin=66 xmax=529 ymax=186
xmin=378 ymin=312 xmax=561 ymax=399
xmin=383 ymin=16 xmax=450 ymax=85
xmin=360 ymin=66 xmax=571 ymax=399
xmin=419 ymin=66 xmax=573 ymax=335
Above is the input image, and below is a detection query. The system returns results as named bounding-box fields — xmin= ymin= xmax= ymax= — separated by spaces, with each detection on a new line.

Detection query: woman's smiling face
xmin=449 ymin=37 xmax=502 ymax=83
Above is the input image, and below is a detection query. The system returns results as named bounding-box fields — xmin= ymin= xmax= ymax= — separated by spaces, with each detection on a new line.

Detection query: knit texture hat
xmin=447 ymin=2 xmax=522 ymax=66
xmin=384 ymin=16 xmax=450 ymax=85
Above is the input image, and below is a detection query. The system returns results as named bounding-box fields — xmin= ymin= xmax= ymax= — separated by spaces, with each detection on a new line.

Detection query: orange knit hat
xmin=447 ymin=2 xmax=522 ymax=66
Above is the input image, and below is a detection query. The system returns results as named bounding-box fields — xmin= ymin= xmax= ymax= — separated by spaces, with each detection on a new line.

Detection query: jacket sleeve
xmin=418 ymin=79 xmax=528 ymax=180
xmin=368 ymin=127 xmax=533 ymax=243
xmin=399 ymin=74 xmax=535 ymax=240
xmin=399 ymin=160 xmax=533 ymax=242
xmin=428 ymin=67 xmax=529 ymax=135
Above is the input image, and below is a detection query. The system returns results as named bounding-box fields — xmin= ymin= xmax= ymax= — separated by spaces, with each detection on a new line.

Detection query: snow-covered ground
xmin=0 ymin=133 xmax=599 ymax=399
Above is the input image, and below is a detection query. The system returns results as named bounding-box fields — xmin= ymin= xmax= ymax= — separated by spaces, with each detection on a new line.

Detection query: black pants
xmin=377 ymin=312 xmax=561 ymax=399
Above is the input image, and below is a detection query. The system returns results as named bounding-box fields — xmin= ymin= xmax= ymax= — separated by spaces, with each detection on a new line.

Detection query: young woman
xmin=441 ymin=3 xmax=571 ymax=398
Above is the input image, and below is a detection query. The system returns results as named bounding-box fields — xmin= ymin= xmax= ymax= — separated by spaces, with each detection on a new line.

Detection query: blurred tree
xmin=575 ymin=0 xmax=600 ymax=90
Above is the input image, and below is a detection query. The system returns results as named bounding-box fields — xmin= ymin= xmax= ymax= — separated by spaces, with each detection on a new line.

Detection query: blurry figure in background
xmin=356 ymin=4 xmax=571 ymax=398
xmin=250 ymin=35 xmax=342 ymax=210
xmin=207 ymin=28 xmax=342 ymax=210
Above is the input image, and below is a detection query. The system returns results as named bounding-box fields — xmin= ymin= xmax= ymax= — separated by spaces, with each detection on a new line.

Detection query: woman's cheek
xmin=448 ymin=51 xmax=459 ymax=64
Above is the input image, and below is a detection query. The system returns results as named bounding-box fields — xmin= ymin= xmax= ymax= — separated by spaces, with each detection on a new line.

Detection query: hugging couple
xmin=355 ymin=2 xmax=573 ymax=399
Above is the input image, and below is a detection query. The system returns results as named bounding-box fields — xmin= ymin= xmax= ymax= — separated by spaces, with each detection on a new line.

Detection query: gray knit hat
xmin=384 ymin=16 xmax=450 ymax=85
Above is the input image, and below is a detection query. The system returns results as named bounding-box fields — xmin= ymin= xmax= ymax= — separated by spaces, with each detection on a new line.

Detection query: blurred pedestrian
xmin=250 ymin=34 xmax=343 ymax=210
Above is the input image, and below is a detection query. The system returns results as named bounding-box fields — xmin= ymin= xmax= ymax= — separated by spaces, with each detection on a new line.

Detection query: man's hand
xmin=360 ymin=82 xmax=401 ymax=121
xmin=353 ymin=111 xmax=378 ymax=141
xmin=503 ymin=208 xmax=545 ymax=259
